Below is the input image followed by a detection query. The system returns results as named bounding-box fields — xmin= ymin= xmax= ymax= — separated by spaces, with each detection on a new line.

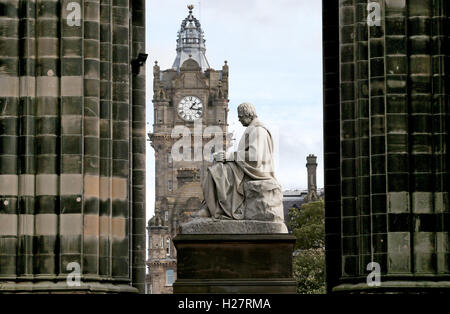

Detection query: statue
xmin=191 ymin=102 xmax=285 ymax=225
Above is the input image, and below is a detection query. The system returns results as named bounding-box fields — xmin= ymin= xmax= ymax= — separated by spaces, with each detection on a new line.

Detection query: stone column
xmin=131 ymin=0 xmax=147 ymax=294
xmin=0 ymin=0 xmax=146 ymax=293
xmin=323 ymin=0 xmax=450 ymax=292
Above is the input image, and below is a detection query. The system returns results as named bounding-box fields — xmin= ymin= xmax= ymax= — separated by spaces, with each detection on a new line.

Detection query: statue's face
xmin=238 ymin=112 xmax=252 ymax=127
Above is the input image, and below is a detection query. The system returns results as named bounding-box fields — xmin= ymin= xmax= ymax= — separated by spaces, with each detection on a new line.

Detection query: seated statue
xmin=192 ymin=102 xmax=284 ymax=223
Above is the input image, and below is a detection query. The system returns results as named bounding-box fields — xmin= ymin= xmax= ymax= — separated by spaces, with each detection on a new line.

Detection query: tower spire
xmin=172 ymin=5 xmax=210 ymax=72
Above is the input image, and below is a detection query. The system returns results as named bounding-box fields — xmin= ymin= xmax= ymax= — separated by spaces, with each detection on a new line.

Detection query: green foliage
xmin=289 ymin=200 xmax=325 ymax=250
xmin=289 ymin=200 xmax=326 ymax=294
xmin=293 ymin=249 xmax=326 ymax=294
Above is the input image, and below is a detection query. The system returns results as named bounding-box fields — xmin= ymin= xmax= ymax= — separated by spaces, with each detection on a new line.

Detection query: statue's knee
xmin=243 ymin=179 xmax=284 ymax=222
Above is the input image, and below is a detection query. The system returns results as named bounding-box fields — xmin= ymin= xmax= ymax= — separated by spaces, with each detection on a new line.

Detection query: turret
xmin=172 ymin=5 xmax=210 ymax=72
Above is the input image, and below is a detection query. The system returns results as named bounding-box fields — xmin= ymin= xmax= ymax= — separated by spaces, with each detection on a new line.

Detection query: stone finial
xmin=222 ymin=61 xmax=229 ymax=75
xmin=217 ymin=80 xmax=224 ymax=99
xmin=157 ymin=82 xmax=167 ymax=100
xmin=153 ymin=61 xmax=160 ymax=75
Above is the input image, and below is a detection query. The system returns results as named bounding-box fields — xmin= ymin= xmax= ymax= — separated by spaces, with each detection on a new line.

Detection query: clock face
xmin=178 ymin=96 xmax=203 ymax=121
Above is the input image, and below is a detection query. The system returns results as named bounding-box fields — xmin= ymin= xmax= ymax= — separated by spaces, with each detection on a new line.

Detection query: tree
xmin=289 ymin=200 xmax=325 ymax=294
xmin=292 ymin=247 xmax=325 ymax=294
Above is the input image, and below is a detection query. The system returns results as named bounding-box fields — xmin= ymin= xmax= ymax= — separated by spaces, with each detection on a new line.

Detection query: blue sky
xmin=145 ymin=0 xmax=323 ymax=220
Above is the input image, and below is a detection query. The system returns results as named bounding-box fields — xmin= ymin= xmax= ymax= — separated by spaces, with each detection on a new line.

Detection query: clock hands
xmin=189 ymin=102 xmax=200 ymax=110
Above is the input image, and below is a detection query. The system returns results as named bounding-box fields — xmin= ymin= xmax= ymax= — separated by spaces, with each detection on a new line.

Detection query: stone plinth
xmin=173 ymin=233 xmax=297 ymax=294
xmin=179 ymin=218 xmax=288 ymax=234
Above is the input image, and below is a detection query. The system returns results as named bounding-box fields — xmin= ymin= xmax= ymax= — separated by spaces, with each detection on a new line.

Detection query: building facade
xmin=323 ymin=0 xmax=450 ymax=292
xmin=147 ymin=6 xmax=230 ymax=294
xmin=146 ymin=215 xmax=176 ymax=294
xmin=0 ymin=0 xmax=146 ymax=293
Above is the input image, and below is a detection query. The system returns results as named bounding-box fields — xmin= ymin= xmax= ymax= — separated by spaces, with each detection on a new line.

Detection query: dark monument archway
xmin=323 ymin=0 xmax=450 ymax=293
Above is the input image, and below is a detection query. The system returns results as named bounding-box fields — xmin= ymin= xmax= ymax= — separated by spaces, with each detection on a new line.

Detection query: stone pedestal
xmin=173 ymin=233 xmax=297 ymax=294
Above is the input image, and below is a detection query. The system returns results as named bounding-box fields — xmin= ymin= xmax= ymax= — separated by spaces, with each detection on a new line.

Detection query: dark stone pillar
xmin=323 ymin=0 xmax=450 ymax=292
xmin=131 ymin=0 xmax=147 ymax=295
xmin=0 ymin=0 xmax=146 ymax=293
xmin=173 ymin=234 xmax=297 ymax=294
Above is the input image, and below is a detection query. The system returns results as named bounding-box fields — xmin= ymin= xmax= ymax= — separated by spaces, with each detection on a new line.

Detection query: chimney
xmin=306 ymin=154 xmax=319 ymax=202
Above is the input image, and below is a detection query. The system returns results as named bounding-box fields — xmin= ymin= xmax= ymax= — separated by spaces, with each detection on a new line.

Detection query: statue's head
xmin=237 ymin=102 xmax=257 ymax=127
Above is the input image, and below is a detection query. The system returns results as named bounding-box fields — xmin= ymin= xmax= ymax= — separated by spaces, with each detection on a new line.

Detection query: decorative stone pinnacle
xmin=172 ymin=3 xmax=211 ymax=71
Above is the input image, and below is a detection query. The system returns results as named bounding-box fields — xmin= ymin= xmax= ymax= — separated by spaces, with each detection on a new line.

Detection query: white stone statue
xmin=190 ymin=102 xmax=285 ymax=230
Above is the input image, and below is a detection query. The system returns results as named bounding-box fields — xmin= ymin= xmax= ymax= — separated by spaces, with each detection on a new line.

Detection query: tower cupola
xmin=172 ymin=5 xmax=210 ymax=72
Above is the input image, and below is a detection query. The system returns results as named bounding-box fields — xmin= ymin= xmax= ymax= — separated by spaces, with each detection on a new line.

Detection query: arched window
xmin=166 ymin=270 xmax=174 ymax=286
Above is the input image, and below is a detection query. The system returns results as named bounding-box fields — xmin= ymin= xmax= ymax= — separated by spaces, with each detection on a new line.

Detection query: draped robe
xmin=202 ymin=118 xmax=281 ymax=220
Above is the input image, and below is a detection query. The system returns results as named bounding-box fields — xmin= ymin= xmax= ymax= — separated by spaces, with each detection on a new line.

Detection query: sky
xmin=145 ymin=0 xmax=323 ymax=221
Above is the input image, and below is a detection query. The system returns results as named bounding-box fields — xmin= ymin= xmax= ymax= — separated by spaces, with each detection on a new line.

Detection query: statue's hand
xmin=213 ymin=152 xmax=225 ymax=163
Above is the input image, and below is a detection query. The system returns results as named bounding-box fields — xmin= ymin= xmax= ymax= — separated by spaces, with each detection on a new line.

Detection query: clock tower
xmin=148 ymin=5 xmax=230 ymax=267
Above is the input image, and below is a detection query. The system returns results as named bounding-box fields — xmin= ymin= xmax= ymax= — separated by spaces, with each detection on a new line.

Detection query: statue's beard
xmin=240 ymin=117 xmax=253 ymax=126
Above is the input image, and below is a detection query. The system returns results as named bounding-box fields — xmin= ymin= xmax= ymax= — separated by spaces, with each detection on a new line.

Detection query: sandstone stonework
xmin=146 ymin=223 xmax=176 ymax=294
xmin=179 ymin=218 xmax=288 ymax=234
xmin=146 ymin=6 xmax=230 ymax=294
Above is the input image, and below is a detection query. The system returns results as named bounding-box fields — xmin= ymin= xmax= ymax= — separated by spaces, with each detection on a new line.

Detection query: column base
xmin=0 ymin=280 xmax=138 ymax=294
xmin=333 ymin=280 xmax=450 ymax=294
